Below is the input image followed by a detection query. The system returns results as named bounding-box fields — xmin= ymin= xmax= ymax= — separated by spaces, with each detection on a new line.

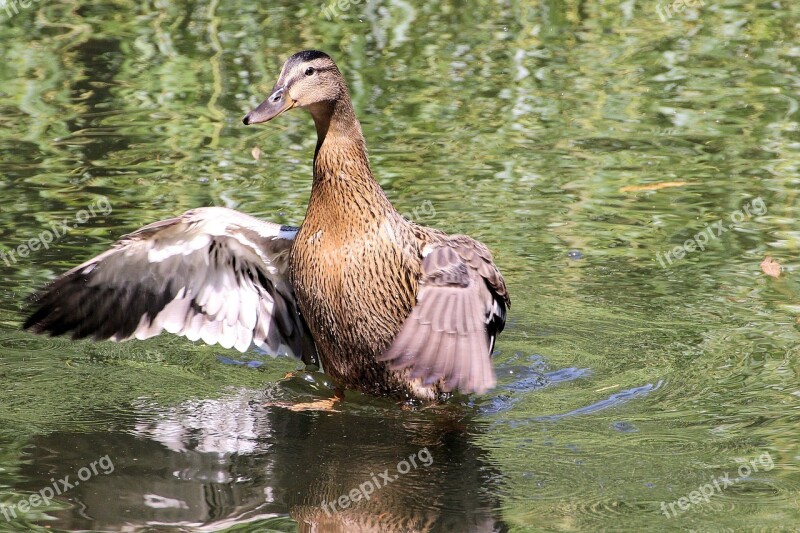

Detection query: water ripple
xmin=536 ymin=381 xmax=664 ymax=421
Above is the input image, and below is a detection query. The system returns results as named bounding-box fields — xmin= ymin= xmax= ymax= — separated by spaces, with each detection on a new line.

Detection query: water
xmin=1 ymin=0 xmax=799 ymax=531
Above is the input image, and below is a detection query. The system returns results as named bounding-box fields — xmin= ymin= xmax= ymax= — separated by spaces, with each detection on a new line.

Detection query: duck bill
xmin=242 ymin=86 xmax=294 ymax=125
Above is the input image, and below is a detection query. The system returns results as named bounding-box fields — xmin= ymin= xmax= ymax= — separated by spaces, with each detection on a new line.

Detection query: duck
xmin=23 ymin=50 xmax=510 ymax=401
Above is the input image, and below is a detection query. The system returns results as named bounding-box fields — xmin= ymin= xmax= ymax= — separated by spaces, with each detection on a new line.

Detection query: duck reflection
xmin=18 ymin=387 xmax=508 ymax=532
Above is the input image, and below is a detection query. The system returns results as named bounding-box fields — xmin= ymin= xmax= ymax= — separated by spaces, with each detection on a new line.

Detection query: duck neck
xmin=308 ymin=97 xmax=397 ymax=222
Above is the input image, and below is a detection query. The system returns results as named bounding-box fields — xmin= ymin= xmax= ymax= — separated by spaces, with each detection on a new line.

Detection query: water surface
xmin=1 ymin=0 xmax=799 ymax=531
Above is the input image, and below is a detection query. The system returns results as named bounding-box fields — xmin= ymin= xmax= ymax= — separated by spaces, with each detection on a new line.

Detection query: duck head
xmin=242 ymin=50 xmax=345 ymax=126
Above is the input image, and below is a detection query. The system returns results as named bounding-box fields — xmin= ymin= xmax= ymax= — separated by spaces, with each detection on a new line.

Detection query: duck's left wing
xmin=378 ymin=237 xmax=509 ymax=394
xmin=23 ymin=207 xmax=317 ymax=364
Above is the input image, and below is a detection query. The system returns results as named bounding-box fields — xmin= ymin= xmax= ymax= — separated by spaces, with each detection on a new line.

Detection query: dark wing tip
xmin=22 ymin=267 xmax=172 ymax=343
xmin=22 ymin=277 xmax=74 ymax=334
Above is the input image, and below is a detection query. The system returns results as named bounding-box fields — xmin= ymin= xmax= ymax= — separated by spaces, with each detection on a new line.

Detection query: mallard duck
xmin=24 ymin=50 xmax=510 ymax=401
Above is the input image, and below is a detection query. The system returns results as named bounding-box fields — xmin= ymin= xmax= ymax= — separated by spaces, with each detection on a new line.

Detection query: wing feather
xmin=24 ymin=207 xmax=317 ymax=365
xmin=378 ymin=237 xmax=509 ymax=394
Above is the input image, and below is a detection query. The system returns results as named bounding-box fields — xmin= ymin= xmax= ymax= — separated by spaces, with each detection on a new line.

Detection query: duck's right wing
xmin=379 ymin=236 xmax=509 ymax=394
xmin=23 ymin=207 xmax=317 ymax=365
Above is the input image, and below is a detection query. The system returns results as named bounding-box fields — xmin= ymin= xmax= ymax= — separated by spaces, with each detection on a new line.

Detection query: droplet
xmin=611 ymin=421 xmax=638 ymax=433
xmin=567 ymin=250 xmax=584 ymax=260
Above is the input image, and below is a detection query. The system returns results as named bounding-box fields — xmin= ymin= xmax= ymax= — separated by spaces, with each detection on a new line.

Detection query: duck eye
xmin=304 ymin=67 xmax=315 ymax=76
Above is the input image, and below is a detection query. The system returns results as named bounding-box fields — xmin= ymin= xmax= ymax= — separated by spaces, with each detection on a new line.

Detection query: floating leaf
xmin=266 ymin=399 xmax=340 ymax=412
xmin=619 ymin=181 xmax=689 ymax=193
xmin=760 ymin=256 xmax=781 ymax=278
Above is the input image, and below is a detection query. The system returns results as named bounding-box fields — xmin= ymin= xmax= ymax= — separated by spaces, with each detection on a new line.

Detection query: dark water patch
xmin=8 ymin=391 xmax=508 ymax=532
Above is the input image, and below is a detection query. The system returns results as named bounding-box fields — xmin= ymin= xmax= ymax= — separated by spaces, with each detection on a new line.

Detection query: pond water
xmin=1 ymin=0 xmax=799 ymax=531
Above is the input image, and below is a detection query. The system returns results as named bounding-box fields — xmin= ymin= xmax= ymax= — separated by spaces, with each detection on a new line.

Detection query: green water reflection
xmin=1 ymin=0 xmax=799 ymax=531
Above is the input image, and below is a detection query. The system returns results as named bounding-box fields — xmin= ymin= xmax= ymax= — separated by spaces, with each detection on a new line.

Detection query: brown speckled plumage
xmin=23 ymin=50 xmax=509 ymax=401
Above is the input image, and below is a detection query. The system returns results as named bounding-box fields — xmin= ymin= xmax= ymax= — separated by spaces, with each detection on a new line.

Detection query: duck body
xmin=287 ymin=99 xmax=425 ymax=396
xmin=24 ymin=50 xmax=509 ymax=401
xmin=290 ymin=194 xmax=420 ymax=397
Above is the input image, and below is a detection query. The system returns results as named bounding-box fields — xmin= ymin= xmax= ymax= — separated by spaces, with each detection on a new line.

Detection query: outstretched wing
xmin=23 ymin=206 xmax=317 ymax=364
xmin=378 ymin=236 xmax=509 ymax=394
